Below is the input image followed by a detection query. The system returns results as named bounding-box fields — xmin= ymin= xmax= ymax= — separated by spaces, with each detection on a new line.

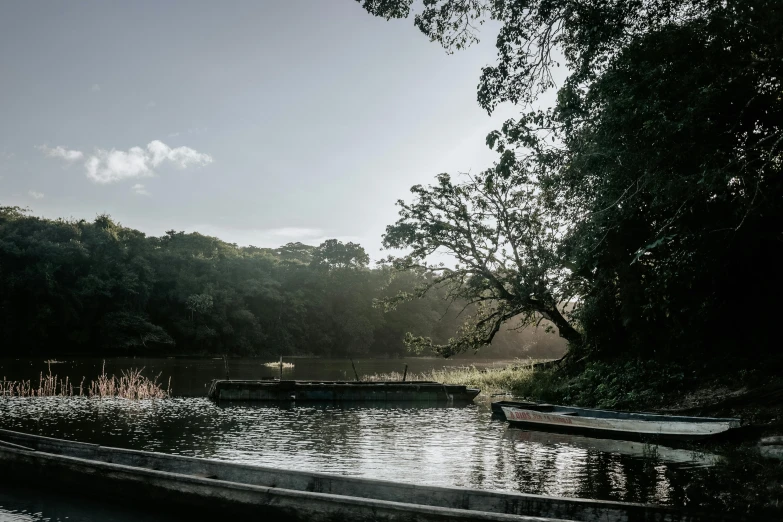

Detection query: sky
xmin=0 ymin=0 xmax=533 ymax=260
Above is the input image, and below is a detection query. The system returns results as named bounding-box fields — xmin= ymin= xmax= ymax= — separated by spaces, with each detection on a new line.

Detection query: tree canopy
xmin=382 ymin=170 xmax=579 ymax=357
xmin=0 ymin=207 xmax=565 ymax=358
xmin=362 ymin=0 xmax=782 ymax=363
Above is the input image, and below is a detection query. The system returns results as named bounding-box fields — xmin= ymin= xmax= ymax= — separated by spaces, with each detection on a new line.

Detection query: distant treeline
xmin=0 ymin=207 xmax=565 ymax=358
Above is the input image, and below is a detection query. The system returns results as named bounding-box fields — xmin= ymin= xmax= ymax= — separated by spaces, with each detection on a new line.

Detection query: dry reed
xmin=0 ymin=362 xmax=170 ymax=399
xmin=363 ymin=361 xmax=548 ymax=396
xmin=262 ymin=361 xmax=294 ymax=369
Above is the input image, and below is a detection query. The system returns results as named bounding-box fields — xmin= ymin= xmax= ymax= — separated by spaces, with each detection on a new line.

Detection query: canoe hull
xmin=0 ymin=428 xmax=746 ymax=522
xmin=501 ymin=406 xmax=739 ymax=441
xmin=0 ymin=439 xmax=547 ymax=522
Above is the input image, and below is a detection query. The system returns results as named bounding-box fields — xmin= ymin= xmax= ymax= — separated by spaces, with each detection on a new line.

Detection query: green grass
xmin=364 ymin=362 xmax=551 ymax=397
xmin=365 ymin=358 xmax=694 ymax=409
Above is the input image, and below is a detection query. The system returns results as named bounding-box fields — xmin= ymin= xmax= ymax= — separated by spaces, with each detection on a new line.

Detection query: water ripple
xmin=0 ymin=395 xmax=718 ymax=517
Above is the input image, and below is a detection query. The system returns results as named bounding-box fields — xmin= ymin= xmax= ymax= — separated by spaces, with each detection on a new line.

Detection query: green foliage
xmin=98 ymin=311 xmax=174 ymax=350
xmin=0 ymin=207 xmax=564 ymax=357
xmin=418 ymin=358 xmax=690 ymax=410
xmin=310 ymin=239 xmax=370 ymax=270
xmin=361 ymin=0 xmax=783 ymax=366
xmin=381 ymin=169 xmax=580 ymax=357
xmin=557 ymin=360 xmax=689 ymax=410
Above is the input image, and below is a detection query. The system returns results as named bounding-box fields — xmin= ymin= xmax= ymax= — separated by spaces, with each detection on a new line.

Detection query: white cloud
xmin=146 ymin=140 xmax=212 ymax=169
xmin=84 ymin=140 xmax=212 ymax=184
xmin=37 ymin=145 xmax=84 ymax=162
xmin=86 ymin=146 xmax=152 ymax=183
xmin=28 ymin=190 xmax=44 ymax=199
xmin=131 ymin=184 xmax=150 ymax=196
xmin=90 ymin=83 xmax=101 ymax=92
xmin=39 ymin=140 xmax=212 ymax=184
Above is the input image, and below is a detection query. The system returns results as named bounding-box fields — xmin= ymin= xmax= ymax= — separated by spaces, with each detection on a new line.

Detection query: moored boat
xmin=0 ymin=428 xmax=748 ymax=521
xmin=496 ymin=401 xmax=740 ymax=441
xmin=207 ymin=379 xmax=481 ymax=403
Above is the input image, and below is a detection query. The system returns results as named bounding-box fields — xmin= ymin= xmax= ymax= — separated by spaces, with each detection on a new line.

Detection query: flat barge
xmin=0 ymin=428 xmax=750 ymax=521
xmin=207 ymin=379 xmax=481 ymax=403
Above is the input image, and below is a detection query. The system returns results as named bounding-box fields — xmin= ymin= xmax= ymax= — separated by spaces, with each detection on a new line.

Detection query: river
xmin=0 ymin=357 xmax=751 ymax=520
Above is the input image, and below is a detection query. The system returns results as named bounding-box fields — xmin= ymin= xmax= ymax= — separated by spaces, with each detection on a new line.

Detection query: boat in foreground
xmin=0 ymin=428 xmax=746 ymax=521
xmin=494 ymin=401 xmax=740 ymax=441
xmin=208 ymin=379 xmax=480 ymax=403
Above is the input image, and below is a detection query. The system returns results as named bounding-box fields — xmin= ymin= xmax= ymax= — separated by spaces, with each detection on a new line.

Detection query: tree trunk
xmin=538 ymin=306 xmax=582 ymax=345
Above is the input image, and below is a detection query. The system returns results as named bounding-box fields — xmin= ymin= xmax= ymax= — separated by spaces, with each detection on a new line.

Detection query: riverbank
xmin=378 ymin=360 xmax=783 ymax=420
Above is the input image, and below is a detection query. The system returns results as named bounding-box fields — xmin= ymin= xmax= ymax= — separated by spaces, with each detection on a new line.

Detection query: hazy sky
xmin=0 ymin=1 xmax=528 ymax=259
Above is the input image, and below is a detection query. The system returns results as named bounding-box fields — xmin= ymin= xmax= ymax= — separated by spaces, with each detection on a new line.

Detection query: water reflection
xmin=0 ymin=396 xmax=717 ymax=515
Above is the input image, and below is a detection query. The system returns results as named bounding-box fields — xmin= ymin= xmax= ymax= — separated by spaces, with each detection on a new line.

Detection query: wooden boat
xmin=0 ymin=428 xmax=748 ymax=521
xmin=208 ymin=379 xmax=480 ymax=403
xmin=495 ymin=401 xmax=740 ymax=441
xmin=492 ymin=400 xmax=542 ymax=415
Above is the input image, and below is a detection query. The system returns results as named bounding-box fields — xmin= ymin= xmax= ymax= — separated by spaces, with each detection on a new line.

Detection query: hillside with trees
xmin=0 ymin=206 xmax=564 ymax=358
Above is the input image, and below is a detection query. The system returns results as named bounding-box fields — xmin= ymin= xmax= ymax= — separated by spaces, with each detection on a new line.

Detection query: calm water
xmin=0 ymin=357 xmax=733 ymax=521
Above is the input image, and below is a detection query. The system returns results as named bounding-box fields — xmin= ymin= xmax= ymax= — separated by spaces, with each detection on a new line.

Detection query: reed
xmin=262 ymin=361 xmax=295 ymax=369
xmin=363 ymin=361 xmax=546 ymax=396
xmin=0 ymin=362 xmax=170 ymax=399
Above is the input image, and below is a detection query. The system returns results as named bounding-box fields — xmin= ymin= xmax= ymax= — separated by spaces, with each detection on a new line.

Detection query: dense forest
xmin=3 ymin=0 xmax=780 ymax=372
xmin=360 ymin=0 xmax=782 ymax=370
xmin=0 ymin=206 xmax=565 ymax=358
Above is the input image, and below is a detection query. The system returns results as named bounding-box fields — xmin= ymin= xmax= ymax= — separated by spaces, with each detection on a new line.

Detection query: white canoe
xmin=499 ymin=404 xmax=740 ymax=441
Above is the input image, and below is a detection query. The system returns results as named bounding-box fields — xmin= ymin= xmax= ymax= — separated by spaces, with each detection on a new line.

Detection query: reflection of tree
xmin=665 ymin=449 xmax=783 ymax=517
xmin=501 ymin=428 xmax=682 ymax=505
xmin=508 ymin=439 xmax=570 ymax=496
xmin=566 ymin=452 xmax=616 ymax=501
xmin=617 ymin=457 xmax=671 ymax=505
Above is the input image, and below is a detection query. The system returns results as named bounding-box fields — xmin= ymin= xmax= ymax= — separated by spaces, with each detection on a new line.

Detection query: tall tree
xmin=382 ymin=168 xmax=580 ymax=357
xmin=360 ymin=0 xmax=783 ymax=362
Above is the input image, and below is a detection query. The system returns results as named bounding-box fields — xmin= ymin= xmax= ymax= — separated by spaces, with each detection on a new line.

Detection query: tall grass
xmin=0 ymin=362 xmax=170 ymax=399
xmin=364 ymin=362 xmax=546 ymax=396
xmin=262 ymin=361 xmax=295 ymax=369
xmin=365 ymin=358 xmax=698 ymax=409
